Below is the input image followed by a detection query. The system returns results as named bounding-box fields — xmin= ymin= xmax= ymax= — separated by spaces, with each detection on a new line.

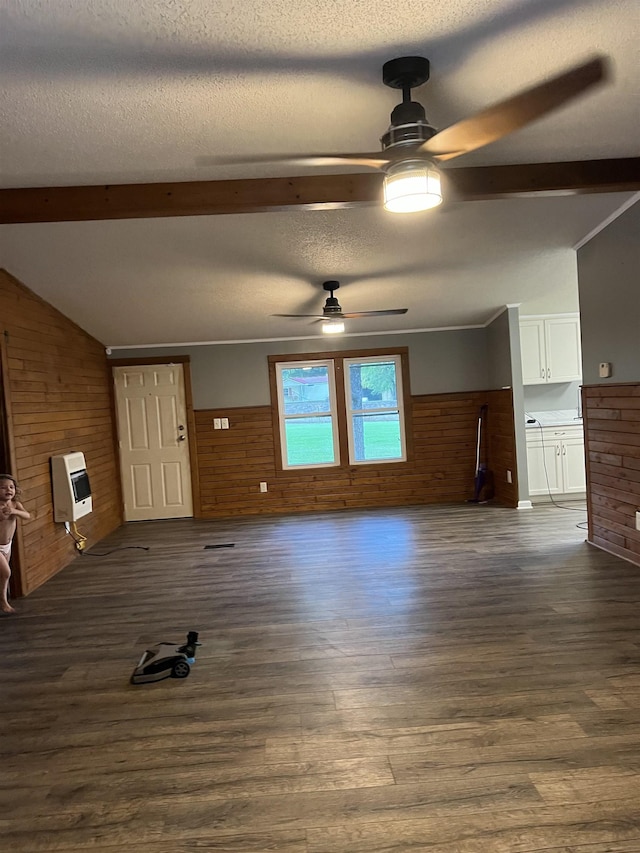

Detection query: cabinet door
xmin=526 ymin=440 xmax=562 ymax=495
xmin=561 ymin=437 xmax=587 ymax=492
xmin=520 ymin=320 xmax=547 ymax=384
xmin=545 ymin=317 xmax=582 ymax=382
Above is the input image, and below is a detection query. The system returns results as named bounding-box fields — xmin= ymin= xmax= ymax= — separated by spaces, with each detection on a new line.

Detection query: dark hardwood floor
xmin=2 ymin=502 xmax=640 ymax=852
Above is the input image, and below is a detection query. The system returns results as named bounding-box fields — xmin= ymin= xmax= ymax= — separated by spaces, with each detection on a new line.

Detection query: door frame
xmin=0 ymin=332 xmax=25 ymax=597
xmin=109 ymin=356 xmax=201 ymax=518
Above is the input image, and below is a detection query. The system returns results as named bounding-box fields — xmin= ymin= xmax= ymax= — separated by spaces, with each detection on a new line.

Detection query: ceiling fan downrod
xmin=381 ymin=56 xmax=438 ymax=151
xmin=322 ymin=280 xmax=342 ymax=314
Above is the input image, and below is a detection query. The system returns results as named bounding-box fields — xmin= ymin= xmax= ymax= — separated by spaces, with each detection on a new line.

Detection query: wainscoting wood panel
xmin=583 ymin=382 xmax=640 ymax=567
xmin=195 ymin=389 xmax=517 ymax=517
xmin=0 ymin=269 xmax=123 ymax=595
xmin=485 ymin=388 xmax=519 ymax=506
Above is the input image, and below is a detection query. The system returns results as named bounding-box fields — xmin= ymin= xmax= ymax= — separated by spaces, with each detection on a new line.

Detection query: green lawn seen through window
xmin=285 ymin=420 xmax=401 ymax=466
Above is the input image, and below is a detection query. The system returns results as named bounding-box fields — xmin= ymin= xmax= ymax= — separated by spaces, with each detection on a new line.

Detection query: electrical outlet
xmin=506 ymin=469 xmax=512 ymax=484
xmin=221 ymin=417 xmax=229 ymax=429
xmin=260 ymin=482 xmax=268 ymax=493
xmin=636 ymin=511 xmax=640 ymax=532
xmin=213 ymin=418 xmax=221 ymax=430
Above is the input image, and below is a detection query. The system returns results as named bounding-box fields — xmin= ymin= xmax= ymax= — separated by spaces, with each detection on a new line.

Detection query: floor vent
xmin=204 ymin=543 xmax=235 ymax=550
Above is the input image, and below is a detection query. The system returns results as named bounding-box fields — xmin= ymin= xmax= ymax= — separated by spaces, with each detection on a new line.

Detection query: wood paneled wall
xmin=0 ymin=270 xmax=123 ymax=595
xmin=196 ymin=389 xmax=517 ymax=517
xmin=583 ymin=383 xmax=640 ymax=567
xmin=0 ymin=268 xmax=518 ymax=593
xmin=485 ymin=387 xmax=519 ymax=506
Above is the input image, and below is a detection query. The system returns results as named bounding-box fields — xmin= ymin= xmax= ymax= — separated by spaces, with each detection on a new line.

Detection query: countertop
xmin=525 ymin=409 xmax=583 ymax=429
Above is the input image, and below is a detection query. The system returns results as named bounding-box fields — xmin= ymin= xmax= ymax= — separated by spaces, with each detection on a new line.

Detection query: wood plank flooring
xmin=2 ymin=502 xmax=640 ymax=852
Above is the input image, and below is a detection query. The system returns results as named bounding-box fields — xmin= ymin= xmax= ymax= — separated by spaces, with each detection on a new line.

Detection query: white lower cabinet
xmin=561 ymin=436 xmax=588 ymax=492
xmin=527 ymin=439 xmax=562 ymax=495
xmin=526 ymin=426 xmax=586 ymax=497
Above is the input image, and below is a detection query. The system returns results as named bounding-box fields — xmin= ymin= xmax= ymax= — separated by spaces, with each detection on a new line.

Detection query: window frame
xmin=274 ymin=359 xmax=341 ymax=470
xmin=343 ymin=353 xmax=407 ymax=465
xmin=269 ymin=347 xmax=412 ymax=473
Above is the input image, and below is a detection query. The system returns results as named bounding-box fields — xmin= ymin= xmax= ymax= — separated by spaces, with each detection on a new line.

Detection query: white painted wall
xmin=112 ymin=327 xmax=492 ymax=409
xmin=578 ymin=201 xmax=640 ymax=384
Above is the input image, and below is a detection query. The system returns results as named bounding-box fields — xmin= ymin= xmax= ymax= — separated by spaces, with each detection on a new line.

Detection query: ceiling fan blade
xmin=341 ymin=309 xmax=408 ymax=318
xmin=420 ymin=56 xmax=609 ymax=162
xmin=199 ymin=153 xmax=391 ymax=170
xmin=272 ymin=313 xmax=330 ymax=318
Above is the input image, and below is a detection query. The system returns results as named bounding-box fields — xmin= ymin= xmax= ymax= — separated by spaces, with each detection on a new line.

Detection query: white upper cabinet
xmin=520 ymin=315 xmax=582 ymax=385
xmin=520 ymin=320 xmax=547 ymax=384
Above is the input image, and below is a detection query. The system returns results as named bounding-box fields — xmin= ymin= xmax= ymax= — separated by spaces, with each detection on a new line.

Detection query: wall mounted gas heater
xmin=51 ymin=452 xmax=92 ymax=522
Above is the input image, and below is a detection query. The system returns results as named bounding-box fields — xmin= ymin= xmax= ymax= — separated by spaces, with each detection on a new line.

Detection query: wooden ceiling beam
xmin=446 ymin=158 xmax=640 ymax=200
xmin=0 ymin=174 xmax=382 ymax=224
xmin=1 ymin=159 xmax=638 ymax=224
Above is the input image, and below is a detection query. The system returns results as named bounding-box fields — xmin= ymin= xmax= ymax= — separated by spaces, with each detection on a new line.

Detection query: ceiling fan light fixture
xmin=322 ymin=320 xmax=345 ymax=334
xmin=383 ymin=160 xmax=442 ymax=213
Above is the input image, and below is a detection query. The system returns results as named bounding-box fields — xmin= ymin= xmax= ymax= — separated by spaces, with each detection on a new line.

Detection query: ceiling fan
xmin=274 ymin=280 xmax=407 ymax=333
xmin=206 ymin=54 xmax=609 ymax=213
xmin=4 ymin=52 xmax=636 ymax=225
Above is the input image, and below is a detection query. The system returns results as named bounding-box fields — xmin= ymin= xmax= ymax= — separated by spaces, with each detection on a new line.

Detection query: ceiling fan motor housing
xmin=381 ymin=107 xmax=438 ymax=151
xmin=323 ymin=297 xmax=343 ymax=315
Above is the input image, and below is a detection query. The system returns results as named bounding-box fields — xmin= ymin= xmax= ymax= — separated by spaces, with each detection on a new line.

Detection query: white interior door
xmin=113 ymin=364 xmax=193 ymax=521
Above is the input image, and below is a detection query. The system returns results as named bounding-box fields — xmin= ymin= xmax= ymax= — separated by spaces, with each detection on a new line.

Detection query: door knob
xmin=178 ymin=435 xmax=186 ymax=441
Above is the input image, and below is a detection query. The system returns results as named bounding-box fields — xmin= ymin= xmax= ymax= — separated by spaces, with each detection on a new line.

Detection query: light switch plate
xmin=213 ymin=418 xmax=221 ymax=429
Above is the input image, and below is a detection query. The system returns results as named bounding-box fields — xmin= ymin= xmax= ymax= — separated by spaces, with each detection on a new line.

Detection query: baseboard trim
xmin=588 ymin=536 xmax=640 ymax=569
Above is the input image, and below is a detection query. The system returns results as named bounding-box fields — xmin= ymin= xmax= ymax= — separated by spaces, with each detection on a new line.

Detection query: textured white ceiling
xmin=1 ymin=0 xmax=638 ymax=346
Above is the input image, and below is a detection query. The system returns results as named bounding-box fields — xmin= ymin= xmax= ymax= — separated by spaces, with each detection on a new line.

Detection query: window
xmin=344 ymin=355 xmax=405 ymax=464
xmin=271 ymin=350 xmax=409 ymax=470
xmin=275 ymin=361 xmax=339 ymax=468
